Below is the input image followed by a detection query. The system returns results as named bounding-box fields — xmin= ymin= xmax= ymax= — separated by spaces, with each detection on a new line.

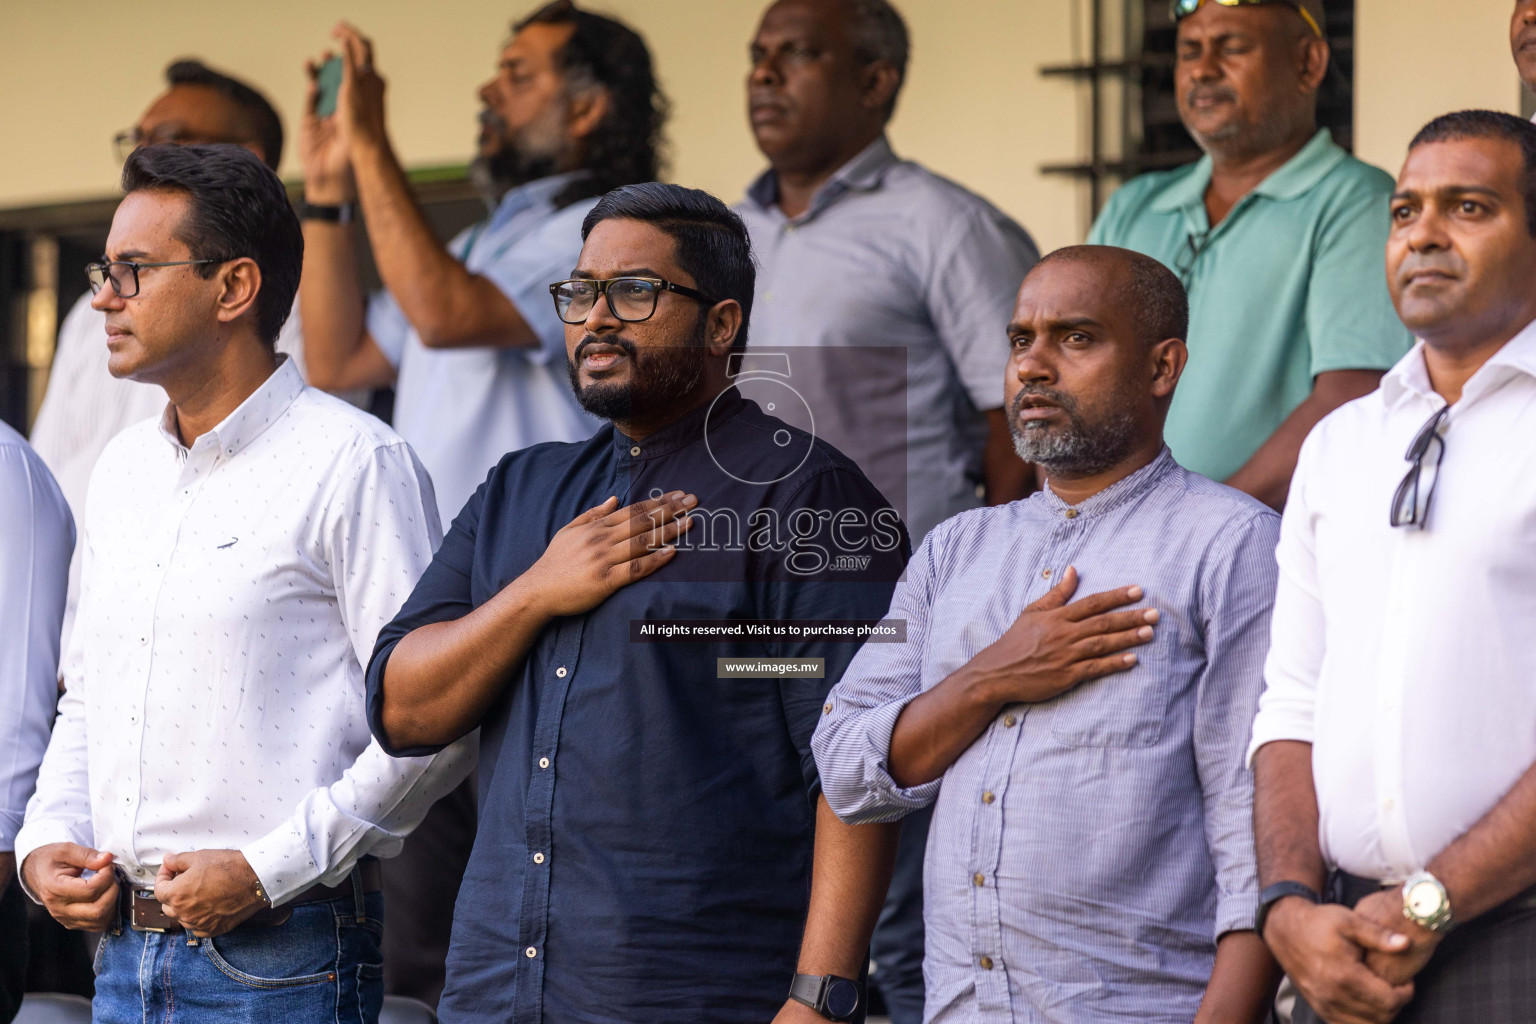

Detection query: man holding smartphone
xmin=297 ymin=2 xmax=667 ymax=527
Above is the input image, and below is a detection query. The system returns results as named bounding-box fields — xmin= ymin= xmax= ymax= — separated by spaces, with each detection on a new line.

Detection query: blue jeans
xmin=92 ymin=883 xmax=383 ymax=1024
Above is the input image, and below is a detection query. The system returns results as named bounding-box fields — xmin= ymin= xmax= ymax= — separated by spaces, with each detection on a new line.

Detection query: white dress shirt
xmin=0 ymin=422 xmax=73 ymax=851
xmin=28 ymin=290 xmax=305 ymax=648
xmin=1250 ymin=320 xmax=1536 ymax=881
xmin=16 ymin=357 xmax=472 ymax=903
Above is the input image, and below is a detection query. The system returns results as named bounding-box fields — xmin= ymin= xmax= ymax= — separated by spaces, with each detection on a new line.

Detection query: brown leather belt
xmin=120 ymin=859 xmax=382 ymax=933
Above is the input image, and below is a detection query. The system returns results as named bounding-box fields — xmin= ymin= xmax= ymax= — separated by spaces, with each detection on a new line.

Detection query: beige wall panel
xmin=1354 ymin=0 xmax=1521 ymax=178
xmin=0 ymin=0 xmax=1092 ymax=250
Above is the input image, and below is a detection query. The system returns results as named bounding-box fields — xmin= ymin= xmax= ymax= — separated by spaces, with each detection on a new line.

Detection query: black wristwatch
xmin=788 ymin=973 xmax=861 ymax=1021
xmin=1255 ymin=880 xmax=1321 ymax=937
xmin=299 ymin=201 xmax=357 ymax=224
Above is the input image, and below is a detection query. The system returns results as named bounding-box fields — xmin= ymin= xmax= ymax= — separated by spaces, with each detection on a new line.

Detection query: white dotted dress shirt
xmin=28 ymin=290 xmax=305 ymax=650
xmin=1250 ymin=320 xmax=1536 ymax=881
xmin=15 ymin=357 xmax=473 ymax=903
xmin=0 ymin=421 xmax=73 ymax=852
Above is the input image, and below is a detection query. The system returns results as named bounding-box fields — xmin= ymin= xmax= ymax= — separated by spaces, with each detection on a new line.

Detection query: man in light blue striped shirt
xmin=813 ymin=246 xmax=1281 ymax=1023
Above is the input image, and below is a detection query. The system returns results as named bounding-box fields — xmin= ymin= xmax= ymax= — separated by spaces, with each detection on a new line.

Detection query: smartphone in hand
xmin=314 ymin=55 xmax=343 ymax=118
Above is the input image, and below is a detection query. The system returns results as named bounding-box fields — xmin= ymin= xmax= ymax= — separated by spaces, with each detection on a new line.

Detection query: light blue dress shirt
xmin=0 ymin=420 xmax=72 ymax=850
xmin=814 ymin=451 xmax=1278 ymax=1023
xmin=368 ymin=173 xmax=600 ymax=526
xmin=737 ymin=136 xmax=1039 ymax=543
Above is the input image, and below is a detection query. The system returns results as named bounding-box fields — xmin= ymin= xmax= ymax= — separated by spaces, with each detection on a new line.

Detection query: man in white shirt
xmin=15 ymin=143 xmax=470 ymax=1024
xmin=0 ymin=424 xmax=72 ymax=1022
xmin=298 ymin=3 xmax=666 ymax=526
xmin=30 ymin=59 xmax=303 ymax=651
xmin=1251 ymin=110 xmax=1536 ymax=1024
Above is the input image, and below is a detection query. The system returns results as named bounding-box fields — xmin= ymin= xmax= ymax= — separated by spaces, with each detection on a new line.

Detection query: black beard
xmin=567 ymin=315 xmax=710 ymax=422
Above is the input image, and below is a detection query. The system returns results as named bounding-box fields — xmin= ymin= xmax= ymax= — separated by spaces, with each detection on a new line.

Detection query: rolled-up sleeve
xmin=1193 ymin=508 xmax=1281 ymax=938
xmin=1248 ymin=433 xmax=1325 ymax=763
xmin=812 ymin=526 xmax=947 ymax=824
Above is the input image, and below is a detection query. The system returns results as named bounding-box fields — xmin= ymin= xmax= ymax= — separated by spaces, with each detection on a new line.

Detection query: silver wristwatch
xmin=1401 ymin=870 xmax=1453 ymax=932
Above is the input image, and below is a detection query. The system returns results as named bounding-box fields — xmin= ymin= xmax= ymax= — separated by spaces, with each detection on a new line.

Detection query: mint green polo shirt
xmin=1089 ymin=129 xmax=1412 ymax=482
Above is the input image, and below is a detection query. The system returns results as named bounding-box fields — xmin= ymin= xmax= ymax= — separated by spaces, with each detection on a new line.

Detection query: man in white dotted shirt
xmin=14 ymin=144 xmax=471 ymax=1024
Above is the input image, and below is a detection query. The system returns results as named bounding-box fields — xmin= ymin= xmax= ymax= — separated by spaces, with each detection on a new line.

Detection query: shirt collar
xmin=1150 ymin=128 xmax=1343 ymax=214
xmin=157 ymin=355 xmax=305 ymax=458
xmin=487 ymin=171 xmax=585 ymax=230
xmin=1381 ymin=317 xmax=1536 ymax=411
xmin=612 ymin=388 xmax=750 ymax=462
xmin=745 ymin=134 xmax=900 ymax=221
xmin=1034 ymin=447 xmax=1178 ymax=520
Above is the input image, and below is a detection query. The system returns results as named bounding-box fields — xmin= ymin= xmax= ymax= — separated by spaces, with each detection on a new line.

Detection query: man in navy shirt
xmin=367 ymin=183 xmax=907 ymax=1024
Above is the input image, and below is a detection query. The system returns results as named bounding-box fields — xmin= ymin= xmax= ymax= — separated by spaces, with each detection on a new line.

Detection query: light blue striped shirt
xmin=813 ymin=450 xmax=1279 ymax=1023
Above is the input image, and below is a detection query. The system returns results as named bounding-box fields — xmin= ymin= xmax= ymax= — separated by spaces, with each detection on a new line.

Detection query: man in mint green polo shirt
xmin=1090 ymin=0 xmax=1411 ymax=507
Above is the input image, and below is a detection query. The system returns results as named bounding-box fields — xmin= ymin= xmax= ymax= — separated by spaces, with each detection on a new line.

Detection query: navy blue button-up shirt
xmin=367 ymin=390 xmax=908 ymax=1024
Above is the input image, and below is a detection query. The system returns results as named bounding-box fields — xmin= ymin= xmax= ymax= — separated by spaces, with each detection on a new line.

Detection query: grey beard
xmin=1009 ymin=393 xmax=1140 ymax=476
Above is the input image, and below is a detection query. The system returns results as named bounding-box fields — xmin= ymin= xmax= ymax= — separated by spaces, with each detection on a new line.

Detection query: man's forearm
xmin=1226 ymin=370 xmax=1384 ymax=510
xmin=1195 ymin=931 xmax=1282 ymax=1024
xmin=351 ymin=139 xmax=536 ymax=350
xmin=298 ymin=219 xmax=372 ymax=390
xmin=1428 ymin=758 xmax=1536 ymax=923
xmin=1252 ymin=741 xmax=1327 ymax=892
xmin=381 ymin=575 xmax=551 ymax=749
xmin=795 ymin=796 xmax=900 ymax=979
xmin=888 ymin=663 xmax=1006 ymax=788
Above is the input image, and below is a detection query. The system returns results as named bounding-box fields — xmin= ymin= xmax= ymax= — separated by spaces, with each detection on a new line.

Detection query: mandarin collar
xmin=1033 ymin=447 xmax=1178 ymax=521
xmin=611 ymin=388 xmax=751 ymax=463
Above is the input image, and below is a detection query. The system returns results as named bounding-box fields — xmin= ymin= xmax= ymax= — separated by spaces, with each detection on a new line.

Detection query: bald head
xmin=1029 ymin=246 xmax=1189 ymax=350
xmin=1004 ymin=246 xmax=1189 ymax=480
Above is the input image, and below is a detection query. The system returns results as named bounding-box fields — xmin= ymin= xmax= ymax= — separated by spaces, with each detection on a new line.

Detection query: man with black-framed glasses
xmin=15 ymin=143 xmax=471 ymax=1024
xmin=1089 ymin=0 xmax=1410 ymax=511
xmin=29 ymin=59 xmax=304 ymax=657
xmin=366 ymin=182 xmax=908 ymax=1024
xmin=1251 ymin=111 xmax=1536 ymax=1024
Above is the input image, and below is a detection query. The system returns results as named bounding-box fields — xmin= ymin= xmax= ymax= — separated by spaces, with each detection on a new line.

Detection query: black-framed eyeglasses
xmin=1390 ymin=404 xmax=1449 ymax=529
xmin=111 ymin=124 xmax=248 ymax=163
xmin=86 ymin=259 xmax=222 ymax=299
xmin=1170 ymin=0 xmax=1323 ymax=38
xmin=549 ymin=276 xmax=719 ymax=325
xmin=1174 ymin=231 xmax=1209 ymax=286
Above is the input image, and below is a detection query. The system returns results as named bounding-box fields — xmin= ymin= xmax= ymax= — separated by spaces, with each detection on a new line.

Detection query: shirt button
xmin=1383 ymin=797 xmax=1395 ymax=811
xmin=538 ymin=757 xmax=551 ymax=769
xmin=139 ymin=636 xmax=148 ymax=646
xmin=1064 ymin=508 xmax=1079 ymax=519
xmin=981 ymin=791 xmax=996 ymax=805
xmin=823 ymin=702 xmax=833 ymax=715
xmin=555 ymin=667 xmax=567 ymax=678
xmin=973 ymin=873 xmax=985 ymax=887
xmin=630 ymin=446 xmax=641 ymax=456
xmin=1041 ymin=568 xmax=1051 ymax=579
xmin=532 ymin=852 xmax=545 ymax=864
xmin=1003 ymin=714 xmax=1017 ymax=728
xmin=525 ymin=946 xmax=538 ymax=958
xmin=978 ymin=955 xmax=995 ymax=970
